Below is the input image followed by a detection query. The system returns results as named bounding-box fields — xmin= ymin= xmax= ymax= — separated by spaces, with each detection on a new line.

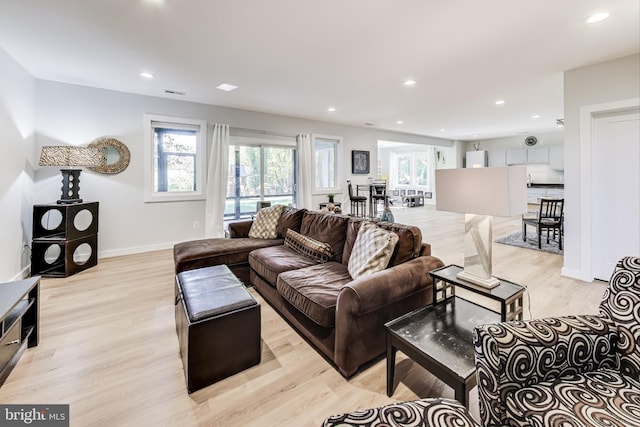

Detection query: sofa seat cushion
xmin=174 ymin=237 xmax=283 ymax=273
xmin=276 ymin=262 xmax=352 ymax=327
xmin=248 ymin=245 xmax=317 ymax=286
xmin=504 ymin=369 xmax=640 ymax=427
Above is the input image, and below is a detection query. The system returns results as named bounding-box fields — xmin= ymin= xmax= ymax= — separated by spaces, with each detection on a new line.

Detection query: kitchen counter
xmin=529 ymin=183 xmax=564 ymax=188
xmin=527 ymin=185 xmax=564 ymax=204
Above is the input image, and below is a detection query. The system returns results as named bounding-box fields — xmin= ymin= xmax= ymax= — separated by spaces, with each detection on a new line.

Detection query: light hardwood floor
xmin=0 ymin=206 xmax=608 ymax=426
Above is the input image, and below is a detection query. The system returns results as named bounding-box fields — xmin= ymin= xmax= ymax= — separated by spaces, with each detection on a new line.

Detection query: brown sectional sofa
xmin=174 ymin=207 xmax=444 ymax=377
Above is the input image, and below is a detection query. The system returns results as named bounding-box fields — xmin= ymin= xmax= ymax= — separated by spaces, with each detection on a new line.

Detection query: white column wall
xmin=0 ymin=48 xmax=37 ymax=281
xmin=562 ymin=54 xmax=640 ymax=280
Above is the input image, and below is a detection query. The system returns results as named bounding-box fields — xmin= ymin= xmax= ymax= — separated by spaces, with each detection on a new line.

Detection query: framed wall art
xmin=351 ymin=150 xmax=370 ymax=174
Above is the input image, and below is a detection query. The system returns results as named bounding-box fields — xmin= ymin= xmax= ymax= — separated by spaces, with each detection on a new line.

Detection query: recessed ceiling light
xmin=396 ymin=120 xmax=403 ymax=124
xmin=327 ymin=107 xmax=336 ymax=112
xmin=217 ymin=83 xmax=238 ymax=92
xmin=531 ymin=115 xmax=541 ymax=119
xmin=439 ymin=129 xmax=446 ymax=132
xmin=140 ymin=72 xmax=155 ymax=79
xmin=403 ymin=79 xmax=416 ymax=86
xmin=473 ymin=134 xmax=478 ymax=138
xmin=495 ymin=100 xmax=505 ymax=105
xmin=587 ymin=12 xmax=610 ymax=24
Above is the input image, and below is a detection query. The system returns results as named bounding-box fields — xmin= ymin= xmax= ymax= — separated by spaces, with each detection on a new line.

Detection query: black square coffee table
xmin=385 ymin=298 xmax=500 ymax=407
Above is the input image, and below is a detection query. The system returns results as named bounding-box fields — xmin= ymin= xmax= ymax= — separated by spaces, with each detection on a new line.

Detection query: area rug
xmin=495 ymin=231 xmax=563 ymax=255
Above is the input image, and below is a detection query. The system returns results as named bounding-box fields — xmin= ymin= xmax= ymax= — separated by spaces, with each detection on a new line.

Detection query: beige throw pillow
xmin=348 ymin=221 xmax=399 ymax=279
xmin=248 ymin=204 xmax=285 ymax=239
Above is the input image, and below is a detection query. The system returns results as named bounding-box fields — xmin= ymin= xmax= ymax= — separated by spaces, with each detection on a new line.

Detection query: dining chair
xmin=347 ymin=180 xmax=367 ymax=217
xmin=522 ymin=198 xmax=564 ymax=250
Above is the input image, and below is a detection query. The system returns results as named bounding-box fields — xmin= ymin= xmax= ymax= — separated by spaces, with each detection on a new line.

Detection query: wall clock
xmin=524 ymin=136 xmax=538 ymax=146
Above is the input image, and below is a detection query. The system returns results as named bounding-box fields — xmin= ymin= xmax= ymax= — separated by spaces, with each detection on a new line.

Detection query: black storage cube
xmin=175 ymin=265 xmax=261 ymax=393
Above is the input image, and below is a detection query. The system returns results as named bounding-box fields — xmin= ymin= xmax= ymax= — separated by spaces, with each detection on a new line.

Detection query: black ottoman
xmin=175 ymin=265 xmax=261 ymax=393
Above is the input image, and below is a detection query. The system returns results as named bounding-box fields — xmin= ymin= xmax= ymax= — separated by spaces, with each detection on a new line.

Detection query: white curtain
xmin=389 ymin=151 xmax=398 ymax=191
xmin=205 ymin=124 xmax=229 ymax=238
xmin=297 ymin=133 xmax=313 ymax=209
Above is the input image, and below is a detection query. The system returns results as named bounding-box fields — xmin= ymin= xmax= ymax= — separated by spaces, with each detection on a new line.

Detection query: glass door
xmin=225 ymin=144 xmax=296 ymax=219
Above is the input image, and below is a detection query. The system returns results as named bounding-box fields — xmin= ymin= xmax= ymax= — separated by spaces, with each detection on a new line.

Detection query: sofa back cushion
xmin=300 ymin=211 xmax=350 ymax=262
xmin=277 ymin=207 xmax=307 ymax=238
xmin=341 ymin=219 xmax=422 ymax=267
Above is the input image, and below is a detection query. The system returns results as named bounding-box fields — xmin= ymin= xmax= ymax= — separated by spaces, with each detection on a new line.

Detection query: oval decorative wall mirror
xmin=87 ymin=137 xmax=130 ymax=174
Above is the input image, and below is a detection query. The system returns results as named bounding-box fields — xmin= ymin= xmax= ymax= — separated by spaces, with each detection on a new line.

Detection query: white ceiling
xmin=0 ymin=0 xmax=638 ymax=140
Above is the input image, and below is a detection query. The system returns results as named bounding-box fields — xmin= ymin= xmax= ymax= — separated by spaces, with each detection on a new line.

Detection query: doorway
xmin=592 ymin=108 xmax=640 ymax=280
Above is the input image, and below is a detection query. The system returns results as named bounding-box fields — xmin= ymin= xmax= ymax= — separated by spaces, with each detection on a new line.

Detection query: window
xmin=144 ymin=115 xmax=207 ymax=202
xmin=313 ymin=135 xmax=342 ymax=194
xmin=393 ymin=150 xmax=432 ymax=188
xmin=225 ymin=140 xmax=296 ymax=219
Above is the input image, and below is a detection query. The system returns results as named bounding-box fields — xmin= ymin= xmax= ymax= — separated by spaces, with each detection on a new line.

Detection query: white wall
xmin=463 ymin=132 xmax=565 ymax=183
xmin=563 ymin=54 xmax=640 ymax=280
xmin=33 ymin=80 xmax=451 ymax=258
xmin=0 ymin=48 xmax=37 ymax=281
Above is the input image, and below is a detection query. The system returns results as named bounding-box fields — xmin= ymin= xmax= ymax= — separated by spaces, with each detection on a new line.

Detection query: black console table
xmin=31 ymin=202 xmax=99 ymax=277
xmin=0 ymin=277 xmax=39 ymax=386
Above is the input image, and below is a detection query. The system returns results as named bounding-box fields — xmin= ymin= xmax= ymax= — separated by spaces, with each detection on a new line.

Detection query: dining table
xmin=356 ymin=184 xmax=386 ymax=218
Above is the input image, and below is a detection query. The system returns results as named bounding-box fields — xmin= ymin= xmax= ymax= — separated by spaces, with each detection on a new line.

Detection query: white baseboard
xmin=561 ymin=266 xmax=592 ymax=282
xmin=98 ymin=241 xmax=178 ymax=259
xmin=11 ymin=266 xmax=32 ymax=281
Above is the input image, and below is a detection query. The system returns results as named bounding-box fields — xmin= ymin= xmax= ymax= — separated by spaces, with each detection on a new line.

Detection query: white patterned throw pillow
xmin=348 ymin=221 xmax=399 ymax=279
xmin=248 ymin=204 xmax=285 ymax=239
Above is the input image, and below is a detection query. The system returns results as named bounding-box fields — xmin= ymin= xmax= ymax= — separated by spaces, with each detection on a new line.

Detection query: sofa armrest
xmin=473 ymin=314 xmax=618 ymax=427
xmin=419 ymin=243 xmax=431 ymax=256
xmin=228 ymin=220 xmax=254 ymax=238
xmin=338 ymin=255 xmax=444 ymax=316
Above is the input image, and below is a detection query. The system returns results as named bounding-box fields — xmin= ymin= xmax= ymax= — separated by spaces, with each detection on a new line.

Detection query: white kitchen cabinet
xmin=465 ymin=150 xmax=487 ymax=168
xmin=549 ymin=146 xmax=564 ymax=171
xmin=488 ymin=150 xmax=506 ymax=167
xmin=526 ymin=147 xmax=549 ymax=164
xmin=506 ymin=149 xmax=527 ymax=165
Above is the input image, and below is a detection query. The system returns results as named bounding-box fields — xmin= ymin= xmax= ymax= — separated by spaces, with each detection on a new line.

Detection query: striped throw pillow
xmin=348 ymin=222 xmax=399 ymax=279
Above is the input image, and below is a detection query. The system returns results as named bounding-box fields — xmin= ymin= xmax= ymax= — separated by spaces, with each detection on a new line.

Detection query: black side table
xmin=385 ymin=264 xmax=526 ymax=407
xmin=429 ymin=264 xmax=525 ymax=322
xmin=385 ymin=298 xmax=499 ymax=407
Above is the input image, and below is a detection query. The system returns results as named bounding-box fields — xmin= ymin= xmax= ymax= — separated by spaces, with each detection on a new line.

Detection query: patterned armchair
xmin=473 ymin=256 xmax=640 ymax=427
xmin=321 ymin=397 xmax=480 ymax=427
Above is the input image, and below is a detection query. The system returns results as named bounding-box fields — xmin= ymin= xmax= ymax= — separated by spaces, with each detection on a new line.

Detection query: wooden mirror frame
xmin=87 ymin=137 xmax=130 ymax=175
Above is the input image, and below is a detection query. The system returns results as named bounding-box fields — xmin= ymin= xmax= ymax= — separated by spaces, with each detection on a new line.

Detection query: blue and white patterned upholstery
xmin=321 ymin=398 xmax=481 ymax=427
xmin=474 ymin=256 xmax=640 ymax=427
